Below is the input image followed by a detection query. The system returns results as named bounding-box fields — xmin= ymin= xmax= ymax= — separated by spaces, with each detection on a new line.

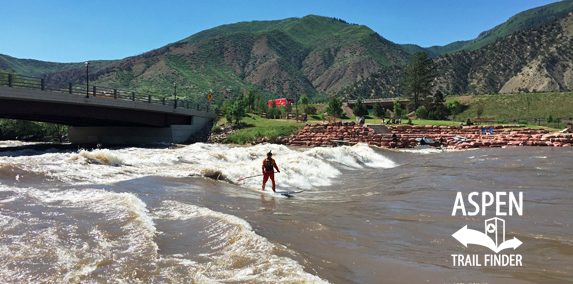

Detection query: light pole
xmin=173 ymin=81 xmax=177 ymax=109
xmin=84 ymin=62 xmax=90 ymax=98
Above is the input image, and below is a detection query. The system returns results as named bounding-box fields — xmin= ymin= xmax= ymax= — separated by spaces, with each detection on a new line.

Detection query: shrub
xmin=415 ymin=106 xmax=427 ymax=119
xmin=427 ymin=111 xmax=437 ymax=120
xmin=518 ymin=120 xmax=527 ymax=125
xmin=304 ymin=105 xmax=317 ymax=115
xmin=546 ymin=114 xmax=553 ymax=123
xmin=211 ymin=125 xmax=222 ymax=133
xmin=225 ymin=98 xmax=247 ymax=124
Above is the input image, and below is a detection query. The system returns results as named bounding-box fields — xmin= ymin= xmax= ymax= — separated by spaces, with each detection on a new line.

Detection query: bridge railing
xmin=346 ymin=97 xmax=404 ymax=103
xmin=0 ymin=72 xmax=213 ymax=113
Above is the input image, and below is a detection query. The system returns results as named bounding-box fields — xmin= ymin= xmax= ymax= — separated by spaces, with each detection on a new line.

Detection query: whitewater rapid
xmin=0 ymin=142 xmax=397 ymax=283
xmin=1 ymin=143 xmax=396 ymax=190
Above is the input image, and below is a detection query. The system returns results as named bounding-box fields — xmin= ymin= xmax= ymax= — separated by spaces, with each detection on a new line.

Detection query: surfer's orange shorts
xmin=262 ymin=172 xmax=275 ymax=191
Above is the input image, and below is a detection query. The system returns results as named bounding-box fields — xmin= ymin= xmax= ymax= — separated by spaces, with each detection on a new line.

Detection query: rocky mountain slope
xmin=403 ymin=0 xmax=573 ymax=57
xmin=340 ymin=11 xmax=573 ymax=98
xmin=5 ymin=15 xmax=410 ymax=103
xmin=433 ymin=11 xmax=573 ymax=95
xmin=3 ymin=2 xmax=573 ymax=102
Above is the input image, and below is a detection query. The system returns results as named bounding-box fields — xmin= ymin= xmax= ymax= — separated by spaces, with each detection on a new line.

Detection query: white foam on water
xmin=0 ymin=181 xmax=329 ymax=282
xmin=305 ymin=143 xmax=397 ymax=168
xmin=0 ymin=140 xmax=42 ymax=148
xmin=0 ymin=185 xmax=160 ymax=283
xmin=1 ymin=143 xmax=397 ymax=191
xmin=154 ymin=200 xmax=329 ymax=283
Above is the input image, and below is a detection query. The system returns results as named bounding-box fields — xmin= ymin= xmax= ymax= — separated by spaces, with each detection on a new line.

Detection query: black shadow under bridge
xmin=0 ymin=73 xmax=216 ymax=144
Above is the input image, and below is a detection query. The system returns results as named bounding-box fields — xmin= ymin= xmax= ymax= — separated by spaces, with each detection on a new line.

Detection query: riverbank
xmin=213 ymin=110 xmax=564 ymax=146
xmin=286 ymin=122 xmax=572 ymax=150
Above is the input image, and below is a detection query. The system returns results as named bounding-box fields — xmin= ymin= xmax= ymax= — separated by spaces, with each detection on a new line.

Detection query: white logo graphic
xmin=452 ymin=217 xmax=522 ymax=253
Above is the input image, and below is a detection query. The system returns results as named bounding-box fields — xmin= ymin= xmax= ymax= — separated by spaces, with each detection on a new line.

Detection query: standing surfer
xmin=262 ymin=151 xmax=280 ymax=192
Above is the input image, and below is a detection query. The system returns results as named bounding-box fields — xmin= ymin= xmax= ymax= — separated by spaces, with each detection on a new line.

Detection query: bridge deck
xmin=0 ymin=86 xmax=214 ymax=127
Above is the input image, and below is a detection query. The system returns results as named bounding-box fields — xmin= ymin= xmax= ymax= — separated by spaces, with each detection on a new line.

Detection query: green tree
xmin=415 ymin=106 xmax=428 ymax=119
xmin=284 ymin=101 xmax=292 ymax=114
xmin=267 ymin=100 xmax=280 ymax=119
xmin=447 ymin=99 xmax=461 ymax=122
xmin=299 ymin=94 xmax=309 ymax=115
xmin=256 ymin=93 xmax=268 ymax=114
xmin=352 ymin=98 xmax=369 ymax=117
xmin=300 ymin=94 xmax=309 ymax=107
xmin=0 ymin=119 xmax=66 ymax=141
xmin=426 ymin=90 xmax=446 ymax=120
xmin=225 ymin=97 xmax=247 ymax=124
xmin=326 ymin=97 xmax=343 ymax=117
xmin=403 ymin=52 xmax=436 ymax=110
xmin=304 ymin=105 xmax=317 ymax=115
xmin=245 ymin=88 xmax=256 ymax=112
xmin=393 ymin=99 xmax=403 ymax=119
xmin=373 ymin=102 xmax=384 ymax=118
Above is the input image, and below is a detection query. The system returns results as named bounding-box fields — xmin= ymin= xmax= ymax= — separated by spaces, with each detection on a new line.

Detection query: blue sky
xmin=0 ymin=0 xmax=560 ymax=63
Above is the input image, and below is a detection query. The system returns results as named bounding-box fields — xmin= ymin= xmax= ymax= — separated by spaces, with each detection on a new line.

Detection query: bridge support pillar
xmin=68 ymin=117 xmax=212 ymax=144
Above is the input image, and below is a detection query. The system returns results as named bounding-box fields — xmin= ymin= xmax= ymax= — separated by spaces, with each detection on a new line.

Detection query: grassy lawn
xmin=444 ymin=92 xmax=573 ymax=132
xmin=219 ymin=113 xmax=303 ymax=144
xmin=446 ymin=92 xmax=573 ymax=122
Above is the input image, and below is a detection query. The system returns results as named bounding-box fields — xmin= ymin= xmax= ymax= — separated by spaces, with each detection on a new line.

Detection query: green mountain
xmin=3 ymin=1 xmax=573 ymax=103
xmin=403 ymin=0 xmax=573 ymax=57
xmin=0 ymin=54 xmax=114 ymax=77
xmin=7 ymin=15 xmax=410 ymax=103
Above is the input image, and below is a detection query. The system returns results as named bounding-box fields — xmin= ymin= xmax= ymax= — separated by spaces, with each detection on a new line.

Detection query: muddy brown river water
xmin=0 ymin=142 xmax=571 ymax=283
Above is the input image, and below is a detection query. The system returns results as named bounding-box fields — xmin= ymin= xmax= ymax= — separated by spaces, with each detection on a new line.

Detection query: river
xmin=0 ymin=142 xmax=571 ymax=283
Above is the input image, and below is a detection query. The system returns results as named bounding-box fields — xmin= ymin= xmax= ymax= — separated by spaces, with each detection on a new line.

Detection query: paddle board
xmin=274 ymin=190 xmax=304 ymax=197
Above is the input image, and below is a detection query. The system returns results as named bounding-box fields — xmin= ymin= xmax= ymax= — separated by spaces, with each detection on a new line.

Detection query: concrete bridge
xmin=0 ymin=73 xmax=215 ymax=144
xmin=346 ymin=98 xmax=410 ymax=109
xmin=343 ymin=98 xmax=410 ymax=116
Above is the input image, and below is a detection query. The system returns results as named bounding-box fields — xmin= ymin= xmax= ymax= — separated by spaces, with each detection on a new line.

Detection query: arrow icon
xmin=452 ymin=225 xmax=522 ymax=253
